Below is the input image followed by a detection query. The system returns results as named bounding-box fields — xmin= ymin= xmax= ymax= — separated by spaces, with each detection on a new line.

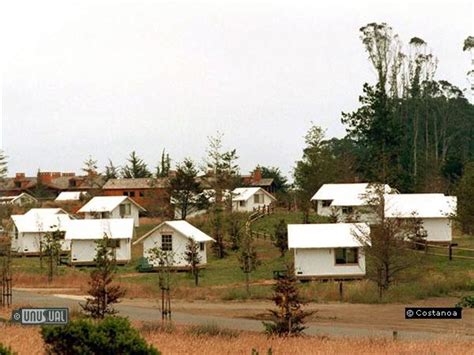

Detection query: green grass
xmin=251 ymin=211 xmax=330 ymax=235
xmin=8 ymin=212 xmax=474 ymax=304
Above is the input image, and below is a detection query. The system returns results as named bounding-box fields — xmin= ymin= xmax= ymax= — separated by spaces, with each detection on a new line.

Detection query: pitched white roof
xmin=0 ymin=193 xmax=37 ymax=204
xmin=78 ymin=196 xmax=145 ymax=213
xmin=65 ymin=218 xmax=134 ymax=240
xmin=134 ymin=220 xmax=214 ymax=245
xmin=232 ymin=187 xmax=276 ymax=202
xmin=12 ymin=214 xmax=71 ymax=233
xmin=384 ymin=194 xmax=457 ymax=219
xmin=288 ymin=223 xmax=369 ymax=249
xmin=311 ymin=183 xmax=392 ymax=206
xmin=24 ymin=208 xmax=67 ymax=216
xmin=55 ymin=191 xmax=86 ymax=201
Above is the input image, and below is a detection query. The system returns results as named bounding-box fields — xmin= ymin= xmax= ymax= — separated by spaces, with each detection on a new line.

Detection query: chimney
xmin=253 ymin=167 xmax=262 ymax=183
xmin=15 ymin=173 xmax=25 ymax=179
xmin=39 ymin=172 xmax=53 ymax=184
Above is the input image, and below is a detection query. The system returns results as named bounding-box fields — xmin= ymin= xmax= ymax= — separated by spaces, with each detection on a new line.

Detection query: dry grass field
xmin=0 ymin=321 xmax=472 ymax=355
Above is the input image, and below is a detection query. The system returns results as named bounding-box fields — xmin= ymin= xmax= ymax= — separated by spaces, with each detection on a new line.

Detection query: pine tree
xmin=238 ymin=231 xmax=260 ymax=296
xmin=184 ymin=239 xmax=201 ymax=286
xmin=81 ymin=235 xmax=126 ymax=319
xmin=263 ymin=263 xmax=313 ymax=336
xmin=104 ymin=159 xmax=120 ymax=180
xmin=273 ymin=220 xmax=288 ymax=257
xmin=156 ymin=149 xmax=171 ymax=178
xmin=122 ymin=151 xmax=152 ymax=178
xmin=169 ymin=159 xmax=202 ymax=219
xmin=82 ymin=155 xmax=98 ymax=176
xmin=43 ymin=226 xmax=63 ymax=282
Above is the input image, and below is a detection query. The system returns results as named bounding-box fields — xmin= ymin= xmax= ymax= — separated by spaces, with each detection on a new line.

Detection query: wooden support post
xmin=339 ymin=281 xmax=343 ymax=301
xmin=449 ymin=244 xmax=453 ymax=261
xmin=392 ymin=330 xmax=398 ymax=341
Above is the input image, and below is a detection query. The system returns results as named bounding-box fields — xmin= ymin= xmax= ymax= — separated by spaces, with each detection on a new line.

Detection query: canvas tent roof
xmin=0 ymin=193 xmax=37 ymax=204
xmin=55 ymin=191 xmax=86 ymax=201
xmin=78 ymin=196 xmax=145 ymax=213
xmin=24 ymin=208 xmax=67 ymax=216
xmin=12 ymin=214 xmax=71 ymax=233
xmin=288 ymin=223 xmax=369 ymax=249
xmin=311 ymin=183 xmax=393 ymax=206
xmin=231 ymin=187 xmax=276 ymax=202
xmin=65 ymin=218 xmax=134 ymax=240
xmin=384 ymin=194 xmax=457 ymax=218
xmin=134 ymin=220 xmax=214 ymax=245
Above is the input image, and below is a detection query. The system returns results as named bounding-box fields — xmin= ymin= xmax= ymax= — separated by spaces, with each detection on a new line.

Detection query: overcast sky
xmin=2 ymin=0 xmax=473 ymax=179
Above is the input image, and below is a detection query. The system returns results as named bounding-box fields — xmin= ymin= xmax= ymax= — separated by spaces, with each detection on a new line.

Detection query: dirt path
xmin=11 ymin=289 xmax=473 ymax=340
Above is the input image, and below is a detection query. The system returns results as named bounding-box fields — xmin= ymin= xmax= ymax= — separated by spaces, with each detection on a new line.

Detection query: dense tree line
xmin=295 ymin=23 xmax=473 ymax=207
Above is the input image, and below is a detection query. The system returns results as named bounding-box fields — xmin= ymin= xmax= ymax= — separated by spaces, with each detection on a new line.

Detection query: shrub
xmin=0 ymin=344 xmax=13 ymax=355
xmin=41 ymin=316 xmax=159 ymax=355
xmin=186 ymin=323 xmax=240 ymax=338
xmin=456 ymin=295 xmax=474 ymax=308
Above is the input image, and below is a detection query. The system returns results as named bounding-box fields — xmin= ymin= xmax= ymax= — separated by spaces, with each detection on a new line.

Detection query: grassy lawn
xmin=7 ymin=212 xmax=474 ymax=303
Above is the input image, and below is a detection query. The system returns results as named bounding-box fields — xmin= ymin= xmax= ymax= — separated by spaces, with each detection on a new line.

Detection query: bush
xmin=456 ymin=295 xmax=474 ymax=308
xmin=0 ymin=344 xmax=13 ymax=355
xmin=41 ymin=316 xmax=159 ymax=355
xmin=186 ymin=323 xmax=240 ymax=338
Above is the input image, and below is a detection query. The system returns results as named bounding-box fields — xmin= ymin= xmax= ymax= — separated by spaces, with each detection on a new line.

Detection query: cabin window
xmin=341 ymin=206 xmax=354 ymax=214
xmin=15 ymin=181 xmax=22 ymax=188
xmin=161 ymin=235 xmax=172 ymax=251
xmin=199 ymin=242 xmax=205 ymax=251
xmin=107 ymin=239 xmax=120 ymax=248
xmin=322 ymin=200 xmax=332 ymax=207
xmin=139 ymin=191 xmax=145 ymax=197
xmin=119 ymin=203 xmax=131 ymax=216
xmin=129 ymin=191 xmax=135 ymax=197
xmin=335 ymin=248 xmax=358 ymax=265
xmin=123 ymin=192 xmax=128 ymax=196
xmin=69 ymin=180 xmax=76 ymax=187
xmin=239 ymin=201 xmax=246 ymax=207
xmin=254 ymin=194 xmax=262 ymax=204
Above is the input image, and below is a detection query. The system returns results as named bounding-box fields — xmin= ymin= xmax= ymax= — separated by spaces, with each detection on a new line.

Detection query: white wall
xmin=316 ymin=200 xmax=333 ymax=217
xmin=84 ymin=202 xmax=140 ymax=227
xmin=11 ymin=231 xmax=70 ymax=254
xmin=293 ymin=248 xmax=366 ymax=278
xmin=232 ymin=192 xmax=275 ymax=212
xmin=143 ymin=225 xmax=208 ymax=267
xmin=70 ymin=238 xmax=131 ymax=264
xmin=422 ymin=218 xmax=452 ymax=242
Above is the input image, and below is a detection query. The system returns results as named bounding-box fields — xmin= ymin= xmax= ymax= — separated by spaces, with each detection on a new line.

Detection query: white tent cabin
xmin=311 ymin=183 xmax=394 ymax=222
xmin=384 ymin=194 xmax=457 ymax=243
xmin=65 ymin=219 xmax=133 ymax=265
xmin=78 ymin=196 xmax=145 ymax=227
xmin=134 ymin=220 xmax=214 ymax=268
xmin=288 ymin=223 xmax=369 ymax=280
xmin=55 ymin=191 xmax=88 ymax=201
xmin=10 ymin=212 xmax=71 ymax=255
xmin=231 ymin=187 xmax=276 ymax=212
xmin=0 ymin=193 xmax=38 ymax=206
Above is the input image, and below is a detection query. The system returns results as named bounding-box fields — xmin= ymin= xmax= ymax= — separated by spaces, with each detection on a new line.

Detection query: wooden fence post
xmin=339 ymin=281 xmax=343 ymax=301
xmin=449 ymin=244 xmax=453 ymax=261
